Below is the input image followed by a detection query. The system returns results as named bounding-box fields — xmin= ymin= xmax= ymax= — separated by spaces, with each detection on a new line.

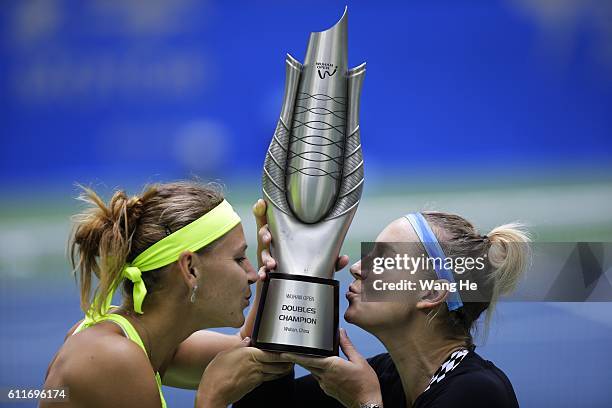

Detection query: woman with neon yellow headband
xmin=42 ymin=181 xmax=294 ymax=408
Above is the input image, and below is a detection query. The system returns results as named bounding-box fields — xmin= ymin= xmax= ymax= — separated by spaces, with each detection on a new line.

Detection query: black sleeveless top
xmin=235 ymin=350 xmax=519 ymax=408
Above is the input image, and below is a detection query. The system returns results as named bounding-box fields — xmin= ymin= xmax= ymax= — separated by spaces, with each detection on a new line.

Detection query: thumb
xmin=252 ymin=199 xmax=267 ymax=230
xmin=238 ymin=336 xmax=251 ymax=348
xmin=339 ymin=328 xmax=364 ymax=363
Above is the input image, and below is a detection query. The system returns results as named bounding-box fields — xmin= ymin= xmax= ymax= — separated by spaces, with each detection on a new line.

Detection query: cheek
xmin=386 ymin=303 xmax=411 ymax=320
xmin=202 ymin=264 xmax=243 ymax=303
xmin=223 ymin=264 xmax=248 ymax=302
xmin=347 ymin=301 xmax=410 ymax=325
xmin=233 ymin=265 xmax=248 ymax=289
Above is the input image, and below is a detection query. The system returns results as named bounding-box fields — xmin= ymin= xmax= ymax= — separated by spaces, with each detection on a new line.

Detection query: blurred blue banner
xmin=1 ymin=0 xmax=611 ymax=189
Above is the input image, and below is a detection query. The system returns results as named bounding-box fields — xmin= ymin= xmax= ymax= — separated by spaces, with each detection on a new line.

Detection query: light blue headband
xmin=404 ymin=213 xmax=463 ymax=311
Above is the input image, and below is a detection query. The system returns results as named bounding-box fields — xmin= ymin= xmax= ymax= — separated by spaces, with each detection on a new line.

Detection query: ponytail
xmin=69 ymin=186 xmax=149 ymax=315
xmin=487 ymin=222 xmax=531 ymax=298
xmin=479 ymin=222 xmax=531 ymax=335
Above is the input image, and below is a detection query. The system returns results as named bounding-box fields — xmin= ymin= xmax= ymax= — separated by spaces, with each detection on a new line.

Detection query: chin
xmin=232 ymin=313 xmax=246 ymax=328
xmin=220 ymin=308 xmax=245 ymax=329
xmin=345 ymin=303 xmax=376 ymax=331
xmin=344 ymin=305 xmax=360 ymax=326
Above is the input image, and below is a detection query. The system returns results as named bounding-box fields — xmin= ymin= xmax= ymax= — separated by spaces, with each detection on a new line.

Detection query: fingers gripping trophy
xmin=252 ymin=8 xmax=366 ymax=357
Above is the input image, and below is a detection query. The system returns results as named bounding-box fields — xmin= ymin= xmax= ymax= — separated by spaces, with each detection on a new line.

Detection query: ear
xmin=177 ymin=250 xmax=199 ymax=286
xmin=416 ymin=279 xmax=449 ymax=311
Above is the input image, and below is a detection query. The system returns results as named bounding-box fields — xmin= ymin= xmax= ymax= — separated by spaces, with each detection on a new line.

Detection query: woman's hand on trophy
xmin=196 ymin=336 xmax=293 ymax=407
xmin=252 ymin=198 xmax=268 ymax=270
xmin=254 ymin=198 xmax=349 ymax=281
xmin=280 ymin=328 xmax=383 ymax=408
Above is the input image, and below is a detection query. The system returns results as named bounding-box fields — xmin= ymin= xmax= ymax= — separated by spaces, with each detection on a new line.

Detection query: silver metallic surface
xmin=256 ymin=279 xmax=336 ymax=351
xmin=286 ymin=8 xmax=349 ymax=223
xmin=256 ymin=7 xmax=365 ymax=353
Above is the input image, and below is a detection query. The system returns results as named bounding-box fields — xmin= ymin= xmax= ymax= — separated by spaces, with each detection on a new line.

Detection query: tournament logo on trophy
xmin=251 ymin=8 xmax=366 ymax=356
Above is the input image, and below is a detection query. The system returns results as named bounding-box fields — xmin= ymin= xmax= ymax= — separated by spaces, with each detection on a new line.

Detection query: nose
xmin=349 ymin=260 xmax=363 ymax=280
xmin=244 ymin=258 xmax=257 ymax=285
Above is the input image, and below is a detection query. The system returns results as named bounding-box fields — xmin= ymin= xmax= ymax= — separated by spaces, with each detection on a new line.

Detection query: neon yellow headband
xmin=93 ymin=199 xmax=241 ymax=316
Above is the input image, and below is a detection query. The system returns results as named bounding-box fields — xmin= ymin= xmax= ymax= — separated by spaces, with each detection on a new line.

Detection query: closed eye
xmin=235 ymin=243 xmax=248 ymax=265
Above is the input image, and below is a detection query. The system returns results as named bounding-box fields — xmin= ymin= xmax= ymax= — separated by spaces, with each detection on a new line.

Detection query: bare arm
xmin=162 ymin=331 xmax=243 ymax=389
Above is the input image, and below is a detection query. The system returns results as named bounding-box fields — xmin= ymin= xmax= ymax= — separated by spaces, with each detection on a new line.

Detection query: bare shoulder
xmin=64 ymin=319 xmax=84 ymax=340
xmin=45 ymin=323 xmax=162 ymax=408
xmin=161 ymin=330 xmax=241 ymax=389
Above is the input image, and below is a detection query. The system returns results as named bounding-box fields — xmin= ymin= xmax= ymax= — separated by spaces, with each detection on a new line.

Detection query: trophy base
xmin=251 ymin=272 xmax=339 ymax=357
xmin=252 ymin=341 xmax=337 ymax=357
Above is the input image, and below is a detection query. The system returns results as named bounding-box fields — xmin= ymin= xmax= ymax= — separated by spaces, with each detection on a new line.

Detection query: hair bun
xmin=106 ymin=191 xmax=147 ymax=241
xmin=126 ymin=195 xmax=145 ymax=231
xmin=487 ymin=223 xmax=531 ymax=296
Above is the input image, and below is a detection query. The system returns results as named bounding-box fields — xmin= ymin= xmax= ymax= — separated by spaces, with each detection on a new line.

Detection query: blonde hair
xmin=422 ymin=212 xmax=531 ymax=344
xmin=487 ymin=223 xmax=531 ymax=299
xmin=69 ymin=181 xmax=224 ymax=316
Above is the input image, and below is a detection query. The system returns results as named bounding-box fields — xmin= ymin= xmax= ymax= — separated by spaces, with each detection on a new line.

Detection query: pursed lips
xmin=346 ymin=283 xmax=360 ymax=300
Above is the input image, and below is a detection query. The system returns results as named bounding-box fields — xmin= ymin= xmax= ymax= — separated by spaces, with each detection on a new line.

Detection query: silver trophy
xmin=252 ymin=8 xmax=365 ymax=356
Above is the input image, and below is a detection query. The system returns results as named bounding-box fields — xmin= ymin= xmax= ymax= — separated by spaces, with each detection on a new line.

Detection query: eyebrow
xmin=237 ymin=243 xmax=248 ymax=253
xmin=373 ymin=242 xmax=392 ymax=255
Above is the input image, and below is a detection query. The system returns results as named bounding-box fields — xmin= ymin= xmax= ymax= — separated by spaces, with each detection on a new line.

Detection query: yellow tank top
xmin=73 ymin=313 xmax=168 ymax=408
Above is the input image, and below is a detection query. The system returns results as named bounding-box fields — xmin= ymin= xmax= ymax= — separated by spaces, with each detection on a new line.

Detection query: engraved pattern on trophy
xmin=262 ymin=120 xmax=292 ymax=215
xmin=325 ymin=127 xmax=363 ymax=219
xmin=262 ymin=55 xmax=302 ymax=216
xmin=325 ymin=63 xmax=366 ymax=220
xmin=286 ymin=90 xmax=347 ymax=223
xmin=290 ymin=93 xmax=347 ymax=175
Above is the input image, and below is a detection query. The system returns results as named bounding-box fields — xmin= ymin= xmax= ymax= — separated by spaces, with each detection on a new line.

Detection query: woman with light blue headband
xmin=42 ymin=181 xmax=294 ymax=408
xmin=239 ymin=206 xmax=530 ymax=408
